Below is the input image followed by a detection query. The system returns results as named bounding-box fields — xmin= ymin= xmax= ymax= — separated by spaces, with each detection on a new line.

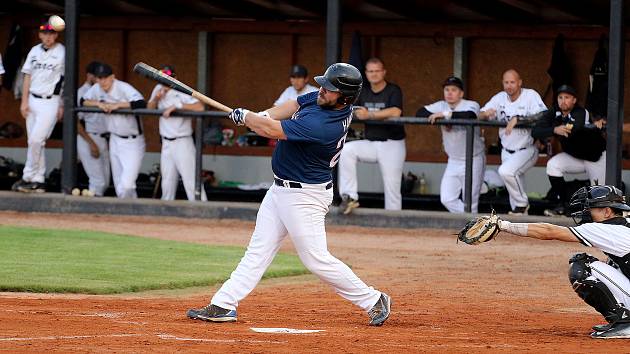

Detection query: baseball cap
xmin=557 ymin=84 xmax=577 ymax=97
xmin=39 ymin=20 xmax=55 ymax=33
xmin=94 ymin=63 xmax=113 ymax=78
xmin=442 ymin=76 xmax=464 ymax=90
xmin=86 ymin=61 xmax=103 ymax=75
xmin=290 ymin=64 xmax=308 ymax=78
xmin=160 ymin=65 xmax=176 ymax=77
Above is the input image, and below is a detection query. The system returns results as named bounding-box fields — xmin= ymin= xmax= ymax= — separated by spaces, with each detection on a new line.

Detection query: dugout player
xmin=532 ymin=85 xmax=606 ymax=217
xmin=12 ymin=20 xmax=65 ymax=193
xmin=147 ymin=65 xmax=207 ymax=201
xmin=274 ymin=64 xmax=317 ymax=106
xmin=338 ymin=57 xmax=404 ymax=214
xmin=0 ymin=53 xmax=5 ymax=87
xmin=479 ymin=69 xmax=547 ymax=215
xmin=77 ymin=61 xmax=110 ymax=197
xmin=187 ymin=63 xmax=391 ymax=326
xmin=416 ymin=76 xmax=485 ymax=213
xmin=495 ymin=185 xmax=630 ymax=339
xmin=81 ymin=63 xmax=146 ymax=199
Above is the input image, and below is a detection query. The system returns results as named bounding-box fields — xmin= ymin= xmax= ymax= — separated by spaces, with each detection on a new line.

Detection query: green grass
xmin=0 ymin=226 xmax=307 ymax=294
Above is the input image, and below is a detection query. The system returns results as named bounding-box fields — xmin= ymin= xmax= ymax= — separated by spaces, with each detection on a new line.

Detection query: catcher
xmin=459 ymin=185 xmax=630 ymax=339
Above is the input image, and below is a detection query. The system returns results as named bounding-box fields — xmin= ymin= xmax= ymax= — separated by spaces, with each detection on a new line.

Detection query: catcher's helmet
xmin=569 ymin=185 xmax=630 ymax=224
xmin=314 ymin=63 xmax=362 ymax=104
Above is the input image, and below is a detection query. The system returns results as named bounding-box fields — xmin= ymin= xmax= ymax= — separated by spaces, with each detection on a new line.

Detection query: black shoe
xmin=591 ymin=322 xmax=630 ymax=339
xmin=339 ymin=194 xmax=359 ymax=215
xmin=508 ymin=205 xmax=529 ymax=215
xmin=368 ymin=293 xmax=391 ymax=326
xmin=17 ymin=181 xmax=46 ymax=193
xmin=592 ymin=323 xmax=613 ymax=332
xmin=187 ymin=304 xmax=237 ymax=322
xmin=544 ymin=205 xmax=566 ymax=217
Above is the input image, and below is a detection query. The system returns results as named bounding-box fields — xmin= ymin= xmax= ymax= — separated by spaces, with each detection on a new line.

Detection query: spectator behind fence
xmin=81 ymin=63 xmax=146 ymax=199
xmin=147 ymin=64 xmax=207 ymax=201
xmin=531 ymin=84 xmax=606 ymax=217
xmin=338 ymin=57 xmax=405 ymax=214
xmin=416 ymin=76 xmax=485 ymax=213
xmin=274 ymin=64 xmax=317 ymax=106
xmin=12 ymin=20 xmax=65 ymax=194
xmin=479 ymin=69 xmax=547 ymax=215
xmin=77 ymin=61 xmax=110 ymax=197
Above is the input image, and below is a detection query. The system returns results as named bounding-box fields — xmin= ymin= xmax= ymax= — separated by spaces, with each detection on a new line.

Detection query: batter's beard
xmin=317 ymin=95 xmax=338 ymax=109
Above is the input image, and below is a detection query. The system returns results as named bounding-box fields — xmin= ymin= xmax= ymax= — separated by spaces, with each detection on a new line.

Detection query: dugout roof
xmin=1 ymin=0 xmax=619 ymax=25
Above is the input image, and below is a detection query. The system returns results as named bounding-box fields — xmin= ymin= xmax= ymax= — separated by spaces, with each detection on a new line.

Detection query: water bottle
xmin=419 ymin=173 xmax=427 ymax=194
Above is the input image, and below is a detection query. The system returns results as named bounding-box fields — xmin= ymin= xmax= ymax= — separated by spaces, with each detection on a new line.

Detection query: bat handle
xmin=191 ymin=91 xmax=233 ymax=113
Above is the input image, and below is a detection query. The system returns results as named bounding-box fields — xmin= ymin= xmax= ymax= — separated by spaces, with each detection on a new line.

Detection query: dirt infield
xmin=0 ymin=211 xmax=627 ymax=352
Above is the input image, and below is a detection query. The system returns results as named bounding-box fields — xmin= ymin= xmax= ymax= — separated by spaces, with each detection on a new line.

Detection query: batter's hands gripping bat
xmin=133 ymin=62 xmax=232 ymax=112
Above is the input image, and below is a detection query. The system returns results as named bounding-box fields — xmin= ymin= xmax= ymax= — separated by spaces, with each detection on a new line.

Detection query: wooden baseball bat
xmin=133 ymin=62 xmax=232 ymax=112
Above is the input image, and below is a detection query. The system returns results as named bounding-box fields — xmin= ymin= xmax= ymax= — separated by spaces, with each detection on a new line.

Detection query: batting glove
xmin=229 ymin=108 xmax=249 ymax=126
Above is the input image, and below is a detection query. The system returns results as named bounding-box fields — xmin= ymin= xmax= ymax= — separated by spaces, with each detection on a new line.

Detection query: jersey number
xmin=329 ymin=132 xmax=347 ymax=168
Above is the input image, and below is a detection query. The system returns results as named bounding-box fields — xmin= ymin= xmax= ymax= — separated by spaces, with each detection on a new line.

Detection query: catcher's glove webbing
xmin=457 ymin=210 xmax=500 ymax=245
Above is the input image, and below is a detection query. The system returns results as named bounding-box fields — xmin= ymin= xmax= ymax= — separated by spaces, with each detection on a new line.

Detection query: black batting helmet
xmin=314 ymin=63 xmax=362 ymax=104
xmin=569 ymin=185 xmax=630 ymax=224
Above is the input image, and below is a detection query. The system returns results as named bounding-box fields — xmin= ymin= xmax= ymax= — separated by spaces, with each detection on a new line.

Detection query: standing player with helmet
xmin=13 ymin=20 xmax=65 ymax=193
xmin=147 ymin=65 xmax=207 ymax=201
xmin=475 ymin=185 xmax=630 ymax=339
xmin=187 ymin=63 xmax=391 ymax=326
xmin=532 ymin=85 xmax=606 ymax=216
xmin=416 ymin=76 xmax=485 ymax=213
xmin=479 ymin=69 xmax=547 ymax=215
xmin=81 ymin=63 xmax=146 ymax=199
xmin=77 ymin=61 xmax=110 ymax=197
xmin=338 ymin=57 xmax=404 ymax=214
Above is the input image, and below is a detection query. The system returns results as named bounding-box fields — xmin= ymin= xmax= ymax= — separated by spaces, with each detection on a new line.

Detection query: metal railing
xmin=73 ymin=107 xmax=524 ymax=210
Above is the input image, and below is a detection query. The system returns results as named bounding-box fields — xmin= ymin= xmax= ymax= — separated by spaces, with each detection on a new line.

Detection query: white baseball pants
xmin=160 ymin=136 xmax=206 ymax=201
xmin=77 ymin=133 xmax=110 ymax=196
xmin=440 ymin=154 xmax=486 ymax=213
xmin=338 ymin=139 xmax=406 ymax=210
xmin=499 ymin=146 xmax=538 ymax=210
xmin=589 ymin=261 xmax=630 ymax=310
xmin=22 ymin=95 xmax=60 ymax=183
xmin=547 ymin=152 xmax=606 ymax=186
xmin=211 ymin=183 xmax=382 ymax=312
xmin=109 ymin=134 xmax=145 ymax=199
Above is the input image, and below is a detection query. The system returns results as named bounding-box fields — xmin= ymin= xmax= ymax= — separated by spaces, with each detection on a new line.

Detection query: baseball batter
xmin=491 ymin=185 xmax=630 ymax=339
xmin=338 ymin=57 xmax=404 ymax=213
xmin=13 ymin=21 xmax=65 ymax=193
xmin=187 ymin=63 xmax=391 ymax=326
xmin=416 ymin=76 xmax=485 ymax=213
xmin=532 ymin=85 xmax=606 ymax=216
xmin=77 ymin=61 xmax=110 ymax=196
xmin=274 ymin=64 xmax=317 ymax=106
xmin=479 ymin=69 xmax=546 ymax=214
xmin=81 ymin=63 xmax=146 ymax=199
xmin=147 ymin=65 xmax=207 ymax=201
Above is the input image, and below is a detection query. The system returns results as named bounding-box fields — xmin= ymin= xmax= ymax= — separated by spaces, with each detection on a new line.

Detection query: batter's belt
xmin=274 ymin=177 xmax=333 ymax=190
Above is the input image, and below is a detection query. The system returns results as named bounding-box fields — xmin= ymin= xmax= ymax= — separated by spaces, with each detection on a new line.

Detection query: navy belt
xmin=31 ymin=93 xmax=54 ymax=99
xmin=162 ymin=135 xmax=191 ymax=141
xmin=274 ymin=177 xmax=333 ymax=190
xmin=113 ymin=133 xmax=139 ymax=139
xmin=504 ymin=147 xmax=528 ymax=154
xmin=89 ymin=132 xmax=110 ymax=138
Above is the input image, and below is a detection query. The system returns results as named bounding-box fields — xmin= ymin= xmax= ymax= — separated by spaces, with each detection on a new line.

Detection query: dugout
xmin=0 ymin=0 xmax=628 ymax=210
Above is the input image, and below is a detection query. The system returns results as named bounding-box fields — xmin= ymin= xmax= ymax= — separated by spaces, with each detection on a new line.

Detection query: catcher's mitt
xmin=457 ymin=210 xmax=500 ymax=245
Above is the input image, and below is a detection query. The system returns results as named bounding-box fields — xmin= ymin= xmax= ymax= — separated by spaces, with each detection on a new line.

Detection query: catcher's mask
xmin=569 ymin=185 xmax=630 ymax=225
xmin=314 ymin=63 xmax=363 ymax=105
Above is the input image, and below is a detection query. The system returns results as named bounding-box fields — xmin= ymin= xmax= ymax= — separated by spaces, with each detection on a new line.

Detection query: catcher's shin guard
xmin=569 ymin=255 xmax=630 ymax=324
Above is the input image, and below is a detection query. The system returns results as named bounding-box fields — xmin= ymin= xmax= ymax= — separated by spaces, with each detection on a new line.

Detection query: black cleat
xmin=187 ymin=304 xmax=237 ymax=322
xmin=368 ymin=293 xmax=391 ymax=326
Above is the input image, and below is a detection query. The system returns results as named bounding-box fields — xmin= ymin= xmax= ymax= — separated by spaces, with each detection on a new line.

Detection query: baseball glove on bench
xmin=457 ymin=210 xmax=500 ymax=245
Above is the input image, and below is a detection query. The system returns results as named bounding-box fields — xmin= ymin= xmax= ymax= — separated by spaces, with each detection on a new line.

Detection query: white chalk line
xmin=0 ymin=334 xmax=141 ymax=342
xmin=157 ymin=334 xmax=287 ymax=344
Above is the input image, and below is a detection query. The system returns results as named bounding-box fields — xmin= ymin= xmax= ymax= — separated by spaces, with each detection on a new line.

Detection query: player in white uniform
xmin=81 ymin=63 xmax=146 ymax=199
xmin=0 ymin=53 xmax=5 ymax=86
xmin=147 ymin=65 xmax=207 ymax=201
xmin=13 ymin=21 xmax=65 ymax=193
xmin=479 ymin=69 xmax=547 ymax=214
xmin=274 ymin=64 xmax=317 ymax=106
xmin=77 ymin=61 xmax=110 ymax=196
xmin=416 ymin=77 xmax=485 ymax=213
xmin=494 ymin=185 xmax=630 ymax=339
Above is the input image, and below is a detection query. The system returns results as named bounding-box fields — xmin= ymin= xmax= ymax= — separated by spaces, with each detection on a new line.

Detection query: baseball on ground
xmin=49 ymin=15 xmax=65 ymax=32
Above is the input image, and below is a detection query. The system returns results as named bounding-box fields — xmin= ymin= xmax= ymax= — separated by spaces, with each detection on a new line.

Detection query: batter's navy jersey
xmin=274 ymin=91 xmax=352 ymax=184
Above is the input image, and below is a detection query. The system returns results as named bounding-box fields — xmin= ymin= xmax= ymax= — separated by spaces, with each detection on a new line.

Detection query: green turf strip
xmin=0 ymin=226 xmax=307 ymax=294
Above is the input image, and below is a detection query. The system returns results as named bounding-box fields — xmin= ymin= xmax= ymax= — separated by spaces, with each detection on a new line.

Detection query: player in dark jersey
xmin=187 ymin=63 xmax=391 ymax=327
xmin=492 ymin=185 xmax=630 ymax=339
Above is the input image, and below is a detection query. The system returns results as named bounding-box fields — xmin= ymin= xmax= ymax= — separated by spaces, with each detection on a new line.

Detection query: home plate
xmin=250 ymin=328 xmax=325 ymax=334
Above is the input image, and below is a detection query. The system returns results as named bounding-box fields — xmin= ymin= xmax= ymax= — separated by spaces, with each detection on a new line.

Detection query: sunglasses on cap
xmin=39 ymin=24 xmax=55 ymax=32
xmin=160 ymin=68 xmax=174 ymax=77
